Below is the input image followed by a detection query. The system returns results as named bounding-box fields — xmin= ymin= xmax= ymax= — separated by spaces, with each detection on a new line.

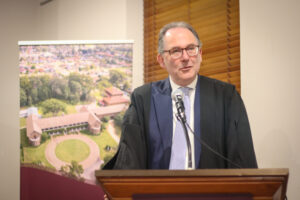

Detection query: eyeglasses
xmin=162 ymin=45 xmax=200 ymax=59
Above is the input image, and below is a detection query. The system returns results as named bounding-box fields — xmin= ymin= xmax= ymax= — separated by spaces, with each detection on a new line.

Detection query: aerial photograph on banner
xmin=19 ymin=41 xmax=133 ymax=184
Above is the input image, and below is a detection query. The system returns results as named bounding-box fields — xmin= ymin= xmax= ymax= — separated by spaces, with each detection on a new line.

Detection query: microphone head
xmin=171 ymin=88 xmax=183 ymax=101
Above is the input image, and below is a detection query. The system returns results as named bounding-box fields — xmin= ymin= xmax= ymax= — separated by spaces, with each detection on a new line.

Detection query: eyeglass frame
xmin=161 ymin=45 xmax=200 ymax=59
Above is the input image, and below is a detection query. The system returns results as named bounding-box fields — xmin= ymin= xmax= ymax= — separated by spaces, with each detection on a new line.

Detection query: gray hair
xmin=157 ymin=21 xmax=202 ymax=54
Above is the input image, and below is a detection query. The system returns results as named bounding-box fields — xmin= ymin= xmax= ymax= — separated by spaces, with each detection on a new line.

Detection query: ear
xmin=199 ymin=48 xmax=202 ymax=55
xmin=198 ymin=48 xmax=203 ymax=62
xmin=157 ymin=54 xmax=166 ymax=69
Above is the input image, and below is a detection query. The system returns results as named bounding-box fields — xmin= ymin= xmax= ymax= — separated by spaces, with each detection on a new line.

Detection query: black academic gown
xmin=103 ymin=75 xmax=257 ymax=169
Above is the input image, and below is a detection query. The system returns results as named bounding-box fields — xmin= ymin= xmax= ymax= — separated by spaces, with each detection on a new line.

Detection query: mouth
xmin=180 ymin=66 xmax=192 ymax=71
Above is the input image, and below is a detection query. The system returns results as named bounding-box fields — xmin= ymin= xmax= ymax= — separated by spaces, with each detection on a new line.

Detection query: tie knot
xmin=180 ymin=87 xmax=190 ymax=96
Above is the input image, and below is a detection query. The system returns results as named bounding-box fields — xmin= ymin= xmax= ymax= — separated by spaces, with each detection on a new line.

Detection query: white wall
xmin=0 ymin=0 xmax=143 ymax=199
xmin=0 ymin=0 xmax=38 ymax=199
xmin=240 ymin=0 xmax=300 ymax=199
xmin=35 ymin=0 xmax=143 ymax=88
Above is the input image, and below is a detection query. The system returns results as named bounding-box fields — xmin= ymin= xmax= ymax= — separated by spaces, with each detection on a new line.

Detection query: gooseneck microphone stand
xmin=175 ymin=96 xmax=193 ymax=169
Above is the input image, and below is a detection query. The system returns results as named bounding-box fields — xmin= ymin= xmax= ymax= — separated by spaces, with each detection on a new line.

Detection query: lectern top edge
xmin=95 ymin=168 xmax=289 ymax=178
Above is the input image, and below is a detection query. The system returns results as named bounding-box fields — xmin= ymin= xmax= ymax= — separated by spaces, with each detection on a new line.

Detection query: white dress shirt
xmin=169 ymin=76 xmax=198 ymax=169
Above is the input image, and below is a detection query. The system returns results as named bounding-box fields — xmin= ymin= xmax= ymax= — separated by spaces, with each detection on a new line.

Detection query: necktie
xmin=169 ymin=87 xmax=191 ymax=169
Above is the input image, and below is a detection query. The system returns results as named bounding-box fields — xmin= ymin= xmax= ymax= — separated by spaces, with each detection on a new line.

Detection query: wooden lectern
xmin=95 ymin=168 xmax=288 ymax=200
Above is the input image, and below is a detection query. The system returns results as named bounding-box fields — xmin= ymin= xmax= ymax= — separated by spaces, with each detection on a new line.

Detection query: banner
xmin=19 ymin=40 xmax=133 ymax=189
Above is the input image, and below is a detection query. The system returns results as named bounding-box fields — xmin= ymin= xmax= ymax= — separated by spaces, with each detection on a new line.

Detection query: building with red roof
xmin=102 ymin=87 xmax=130 ymax=106
xmin=26 ymin=103 xmax=128 ymax=146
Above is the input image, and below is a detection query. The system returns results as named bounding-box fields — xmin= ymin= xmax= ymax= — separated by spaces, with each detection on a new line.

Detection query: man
xmin=103 ymin=22 xmax=257 ymax=170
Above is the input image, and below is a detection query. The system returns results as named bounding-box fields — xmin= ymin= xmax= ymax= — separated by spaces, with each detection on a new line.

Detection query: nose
xmin=181 ymin=49 xmax=190 ymax=60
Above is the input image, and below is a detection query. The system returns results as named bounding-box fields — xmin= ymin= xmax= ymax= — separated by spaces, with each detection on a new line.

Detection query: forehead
xmin=163 ymin=27 xmax=198 ymax=49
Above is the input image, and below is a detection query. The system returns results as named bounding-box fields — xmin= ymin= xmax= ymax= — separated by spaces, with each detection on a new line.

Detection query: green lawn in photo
xmin=83 ymin=129 xmax=118 ymax=162
xmin=21 ymin=136 xmax=54 ymax=169
xmin=65 ymin=104 xmax=77 ymax=114
xmin=20 ymin=128 xmax=30 ymax=148
xmin=39 ymin=102 xmax=77 ymax=118
xmin=20 ymin=117 xmax=26 ymax=128
xmin=21 ymin=128 xmax=52 ymax=169
xmin=55 ymin=139 xmax=90 ymax=163
xmin=23 ymin=140 xmax=53 ymax=168
xmin=20 ymin=119 xmax=119 ymax=171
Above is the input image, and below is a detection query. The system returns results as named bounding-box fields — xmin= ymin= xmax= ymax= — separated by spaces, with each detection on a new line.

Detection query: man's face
xmin=157 ymin=27 xmax=202 ymax=87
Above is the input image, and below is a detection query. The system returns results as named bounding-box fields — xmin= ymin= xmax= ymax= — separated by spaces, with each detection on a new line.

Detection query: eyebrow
xmin=169 ymin=44 xmax=198 ymax=49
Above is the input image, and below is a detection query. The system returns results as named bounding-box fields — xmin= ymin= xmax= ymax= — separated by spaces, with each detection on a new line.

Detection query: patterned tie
xmin=169 ymin=87 xmax=191 ymax=169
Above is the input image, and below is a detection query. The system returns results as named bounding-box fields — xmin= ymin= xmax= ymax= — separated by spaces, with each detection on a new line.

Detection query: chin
xmin=182 ymin=73 xmax=197 ymax=80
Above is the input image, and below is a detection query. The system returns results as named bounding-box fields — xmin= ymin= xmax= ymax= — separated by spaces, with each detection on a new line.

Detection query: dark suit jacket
xmin=103 ymin=75 xmax=257 ymax=169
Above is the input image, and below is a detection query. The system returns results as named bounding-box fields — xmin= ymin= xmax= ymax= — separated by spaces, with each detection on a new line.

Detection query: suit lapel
xmin=152 ymin=78 xmax=173 ymax=168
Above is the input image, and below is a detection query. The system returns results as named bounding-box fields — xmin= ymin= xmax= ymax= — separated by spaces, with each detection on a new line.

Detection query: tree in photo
xmin=113 ymin=110 xmax=125 ymax=129
xmin=69 ymin=160 xmax=84 ymax=179
xmin=40 ymin=98 xmax=67 ymax=116
xmin=50 ymin=76 xmax=70 ymax=100
xmin=68 ymin=80 xmax=82 ymax=104
xmin=97 ymin=77 xmax=112 ymax=94
xmin=20 ymin=75 xmax=52 ymax=106
xmin=37 ymin=75 xmax=51 ymax=102
xmin=20 ymin=76 xmax=32 ymax=106
xmin=59 ymin=161 xmax=84 ymax=180
xmin=68 ymin=73 xmax=93 ymax=102
xmin=20 ymin=88 xmax=27 ymax=107
xmin=109 ymin=69 xmax=126 ymax=88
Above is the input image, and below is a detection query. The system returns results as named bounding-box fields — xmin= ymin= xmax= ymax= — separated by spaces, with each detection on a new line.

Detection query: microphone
xmin=171 ymin=89 xmax=192 ymax=169
xmin=172 ymin=89 xmax=186 ymax=122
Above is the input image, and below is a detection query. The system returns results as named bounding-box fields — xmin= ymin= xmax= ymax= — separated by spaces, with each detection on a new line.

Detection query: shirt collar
xmin=169 ymin=75 xmax=198 ymax=92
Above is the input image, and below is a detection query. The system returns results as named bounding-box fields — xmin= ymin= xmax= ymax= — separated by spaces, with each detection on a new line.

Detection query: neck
xmin=172 ymin=76 xmax=197 ymax=87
